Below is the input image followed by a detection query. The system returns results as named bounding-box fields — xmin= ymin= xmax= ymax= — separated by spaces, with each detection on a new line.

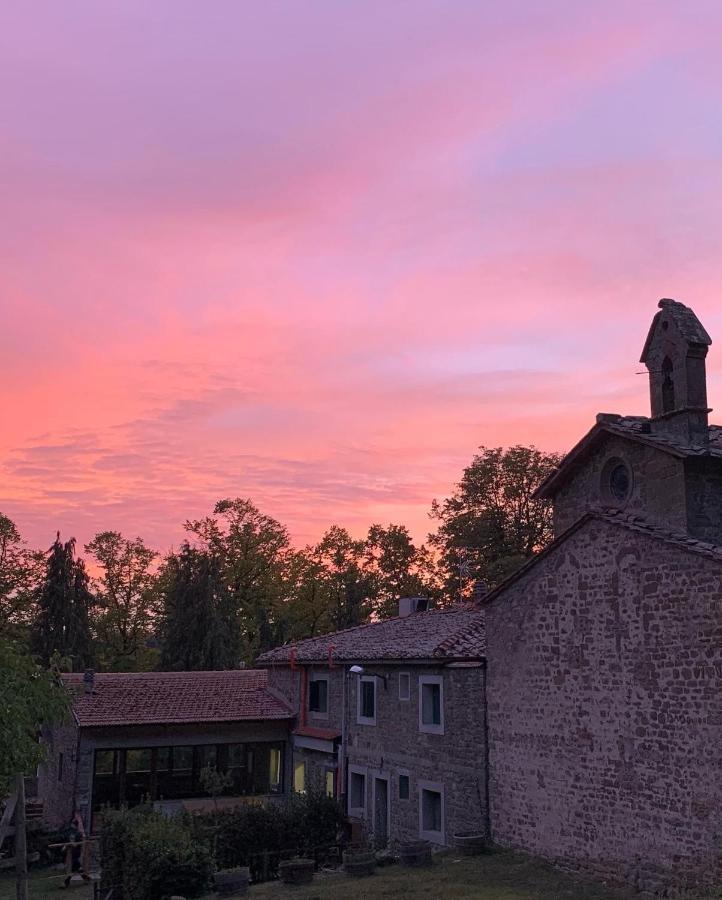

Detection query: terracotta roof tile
xmin=62 ymin=670 xmax=293 ymax=727
xmin=257 ymin=607 xmax=485 ymax=665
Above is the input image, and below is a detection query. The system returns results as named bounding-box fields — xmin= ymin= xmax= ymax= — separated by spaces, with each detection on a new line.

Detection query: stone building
xmin=38 ymin=670 xmax=293 ymax=832
xmin=482 ymin=299 xmax=722 ymax=892
xmin=257 ymin=604 xmax=486 ymax=847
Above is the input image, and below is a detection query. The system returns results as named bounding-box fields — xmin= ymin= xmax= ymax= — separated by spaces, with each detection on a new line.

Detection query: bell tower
xmin=640 ymin=298 xmax=712 ymax=446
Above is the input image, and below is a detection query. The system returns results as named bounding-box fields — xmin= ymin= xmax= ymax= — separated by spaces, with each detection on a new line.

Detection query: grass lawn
xmin=1 ymin=848 xmax=636 ymax=899
xmin=1 ymin=850 xmax=717 ymax=899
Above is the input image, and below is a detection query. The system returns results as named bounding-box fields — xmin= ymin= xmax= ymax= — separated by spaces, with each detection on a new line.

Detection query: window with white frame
xmin=418 ymin=674 xmax=444 ymax=734
xmin=398 ymin=672 xmax=410 ymax=701
xmin=357 ymin=675 xmax=376 ymax=725
xmin=308 ymin=674 xmax=329 ymax=716
xmin=419 ymin=780 xmax=444 ymax=843
xmin=348 ymin=766 xmax=367 ymax=816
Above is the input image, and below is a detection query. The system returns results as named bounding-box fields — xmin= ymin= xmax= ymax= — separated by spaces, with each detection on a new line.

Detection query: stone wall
xmin=37 ymin=723 xmax=79 ymax=830
xmin=266 ymin=661 xmax=488 ymax=847
xmin=484 ymin=517 xmax=722 ymax=892
xmin=684 ymin=456 xmax=722 ymax=544
xmin=553 ymin=434 xmax=687 ymax=536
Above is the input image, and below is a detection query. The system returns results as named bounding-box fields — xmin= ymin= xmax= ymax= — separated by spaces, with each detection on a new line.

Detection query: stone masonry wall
xmin=37 ymin=723 xmax=79 ymax=830
xmin=346 ymin=663 xmax=487 ymax=847
xmin=684 ymin=456 xmax=722 ymax=545
xmin=265 ymin=660 xmax=488 ymax=848
xmin=484 ymin=517 xmax=722 ymax=893
xmin=553 ymin=434 xmax=687 ymax=536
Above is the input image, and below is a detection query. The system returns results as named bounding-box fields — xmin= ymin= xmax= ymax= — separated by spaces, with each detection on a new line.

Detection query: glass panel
xmin=361 ymin=680 xmax=375 ymax=719
xmin=197 ymin=745 xmax=217 ymax=770
xmin=350 ymin=772 xmax=365 ymax=809
xmin=94 ymin=750 xmax=116 ymax=775
xmin=325 ymin=770 xmax=335 ymax=798
xmin=422 ymin=684 xmax=441 ymax=725
xmin=399 ymin=774 xmax=410 ymax=800
xmin=294 ymin=761 xmax=306 ymax=794
xmin=309 ymin=679 xmax=328 ymax=713
xmin=269 ymin=748 xmax=282 ymax=793
xmin=172 ymin=747 xmax=194 ymax=773
xmin=422 ymin=789 xmax=442 ymax=832
xmin=125 ymin=749 xmax=151 ymax=773
xmin=155 ymin=747 xmax=171 ymax=772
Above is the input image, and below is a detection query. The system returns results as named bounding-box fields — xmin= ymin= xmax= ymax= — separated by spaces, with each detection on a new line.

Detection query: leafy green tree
xmin=281 ymin=547 xmax=335 ymax=640
xmin=31 ymin=534 xmax=95 ymax=668
xmin=0 ymin=513 xmax=43 ymax=637
xmin=364 ymin=523 xmax=440 ymax=619
xmin=85 ymin=531 xmax=158 ymax=671
xmin=158 ymin=543 xmax=240 ymax=671
xmin=429 ymin=445 xmax=561 ymax=598
xmin=0 ymin=636 xmax=69 ymax=796
xmin=185 ymin=499 xmax=291 ymax=662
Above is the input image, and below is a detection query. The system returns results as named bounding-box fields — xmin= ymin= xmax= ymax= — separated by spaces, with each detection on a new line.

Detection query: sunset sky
xmin=3 ymin=1 xmax=722 ymax=555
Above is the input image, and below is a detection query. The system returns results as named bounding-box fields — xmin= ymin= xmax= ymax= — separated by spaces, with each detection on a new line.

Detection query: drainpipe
xmin=299 ymin=666 xmax=308 ymax=728
xmin=481 ymin=658 xmax=491 ymax=839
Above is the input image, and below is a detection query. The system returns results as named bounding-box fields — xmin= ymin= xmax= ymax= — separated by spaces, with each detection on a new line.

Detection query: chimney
xmin=83 ymin=669 xmax=95 ymax=695
xmin=398 ymin=597 xmax=429 ymax=617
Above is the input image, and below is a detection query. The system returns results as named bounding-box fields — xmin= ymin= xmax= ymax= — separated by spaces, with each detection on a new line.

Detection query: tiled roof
xmin=535 ymin=416 xmax=722 ymax=498
xmin=62 ymin=670 xmax=293 ymax=728
xmin=640 ymin=298 xmax=712 ymax=363
xmin=479 ymin=507 xmax=722 ymax=606
xmin=256 ymin=607 xmax=485 ymax=665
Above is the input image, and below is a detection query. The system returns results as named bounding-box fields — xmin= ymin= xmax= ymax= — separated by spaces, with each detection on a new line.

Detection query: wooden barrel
xmin=343 ymin=848 xmax=376 ymax=877
xmin=279 ymin=857 xmax=314 ymax=885
xmin=453 ymin=832 xmax=488 ymax=856
xmin=399 ymin=840 xmax=432 ymax=867
xmin=214 ymin=866 xmax=251 ymax=896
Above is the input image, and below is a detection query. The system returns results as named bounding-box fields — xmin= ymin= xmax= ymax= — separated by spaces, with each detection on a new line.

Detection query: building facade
xmin=483 ymin=299 xmax=722 ymax=893
xmin=38 ymin=670 xmax=294 ymax=832
xmin=257 ymin=606 xmax=487 ymax=848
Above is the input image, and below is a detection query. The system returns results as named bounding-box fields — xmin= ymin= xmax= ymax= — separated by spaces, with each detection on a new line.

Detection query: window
xmin=309 ymin=676 xmax=329 ymax=715
xmin=399 ymin=773 xmax=410 ymax=800
xmin=419 ymin=675 xmax=444 ymax=735
xmin=419 ymin=780 xmax=444 ymax=843
xmin=398 ymin=672 xmax=410 ymax=701
xmin=269 ymin=748 xmax=282 ymax=793
xmin=357 ymin=676 xmax=376 ymax=725
xmin=325 ymin=769 xmax=335 ymax=798
xmin=601 ymin=457 xmax=632 ymax=507
xmin=348 ymin=767 xmax=366 ymax=815
xmin=125 ymin=749 xmax=152 ymax=772
xmin=294 ymin=760 xmax=306 ymax=794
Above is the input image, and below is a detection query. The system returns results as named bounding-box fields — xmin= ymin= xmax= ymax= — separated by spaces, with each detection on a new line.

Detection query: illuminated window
xmin=269 ymin=748 xmax=282 ymax=792
xmin=294 ymin=761 xmax=306 ymax=794
xmin=325 ymin=769 xmax=335 ymax=798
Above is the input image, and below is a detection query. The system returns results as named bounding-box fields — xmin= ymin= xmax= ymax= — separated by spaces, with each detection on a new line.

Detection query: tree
xmin=364 ymin=523 xmax=440 ymax=619
xmin=0 ymin=513 xmax=43 ymax=637
xmin=429 ymin=445 xmax=561 ymax=598
xmin=281 ymin=547 xmax=335 ymax=641
xmin=184 ymin=499 xmax=291 ymax=662
xmin=31 ymin=534 xmax=95 ymax=669
xmin=313 ymin=526 xmax=373 ymax=631
xmin=85 ymin=531 xmax=158 ymax=671
xmin=158 ymin=543 xmax=240 ymax=671
xmin=0 ymin=636 xmax=69 ymax=797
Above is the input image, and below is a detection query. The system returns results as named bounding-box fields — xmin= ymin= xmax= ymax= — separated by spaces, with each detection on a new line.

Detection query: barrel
xmin=279 ymin=857 xmax=315 ymax=885
xmin=343 ymin=848 xmax=376 ymax=877
xmin=453 ymin=832 xmax=488 ymax=856
xmin=399 ymin=840 xmax=432 ymax=867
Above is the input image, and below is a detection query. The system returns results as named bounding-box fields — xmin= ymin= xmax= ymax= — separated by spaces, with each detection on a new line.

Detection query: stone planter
xmin=399 ymin=840 xmax=432 ymax=867
xmin=214 ymin=866 xmax=250 ymax=896
xmin=453 ymin=831 xmax=488 ymax=856
xmin=278 ymin=857 xmax=315 ymax=885
xmin=343 ymin=847 xmax=376 ymax=877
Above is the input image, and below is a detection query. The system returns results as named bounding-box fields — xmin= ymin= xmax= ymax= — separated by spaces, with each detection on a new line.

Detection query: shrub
xmin=101 ymin=806 xmax=213 ymax=900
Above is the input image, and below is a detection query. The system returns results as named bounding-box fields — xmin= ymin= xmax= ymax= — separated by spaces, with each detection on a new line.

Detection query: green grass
xmin=2 ymin=850 xmax=718 ymax=899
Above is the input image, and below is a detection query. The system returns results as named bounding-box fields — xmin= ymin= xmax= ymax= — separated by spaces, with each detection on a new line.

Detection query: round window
xmin=609 ymin=464 xmax=631 ymax=502
xmin=601 ymin=457 xmax=632 ymax=506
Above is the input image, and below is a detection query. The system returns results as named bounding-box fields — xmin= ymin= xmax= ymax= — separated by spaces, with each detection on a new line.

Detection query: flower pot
xmin=343 ymin=847 xmax=376 ymax=877
xmin=278 ymin=857 xmax=314 ymax=885
xmin=453 ymin=831 xmax=488 ymax=856
xmin=214 ymin=867 xmax=250 ymax=896
xmin=399 ymin=840 xmax=432 ymax=867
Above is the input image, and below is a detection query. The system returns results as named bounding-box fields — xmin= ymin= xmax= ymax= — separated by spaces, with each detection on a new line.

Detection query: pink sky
xmin=3 ymin=1 xmax=722 ymax=554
